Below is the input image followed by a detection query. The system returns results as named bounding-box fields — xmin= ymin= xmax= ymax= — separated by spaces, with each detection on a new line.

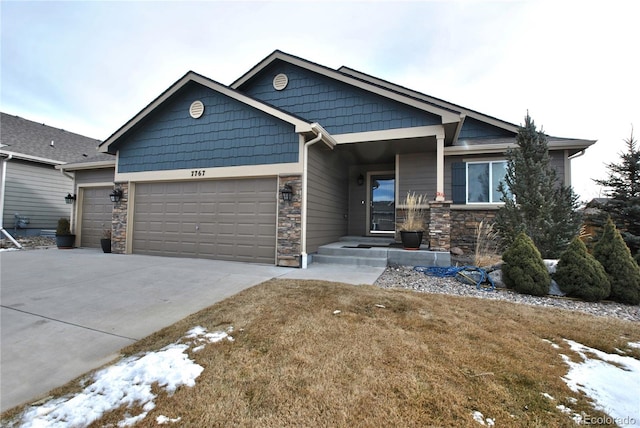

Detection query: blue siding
xmin=238 ymin=61 xmax=441 ymax=135
xmin=116 ymin=82 xmax=299 ymax=173
xmin=458 ymin=116 xmax=515 ymax=139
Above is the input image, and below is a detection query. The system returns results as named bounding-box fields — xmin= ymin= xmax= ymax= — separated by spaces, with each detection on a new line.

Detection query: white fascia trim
xmin=0 ymin=150 xmax=64 ymax=166
xmin=445 ymin=140 xmax=595 ymax=156
xmin=114 ymin=162 xmax=303 ymax=183
xmin=55 ymin=160 xmax=116 ymax=171
xmin=310 ymin=122 xmax=337 ymax=149
xmin=100 ymin=72 xmax=312 ymax=153
xmin=76 ymin=182 xmax=114 ymax=188
xmin=334 ymin=125 xmax=444 ymax=144
xmin=231 ymin=52 xmax=460 ymax=124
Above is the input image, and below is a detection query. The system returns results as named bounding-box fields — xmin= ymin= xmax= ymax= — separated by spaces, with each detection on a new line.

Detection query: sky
xmin=6 ymin=324 xmax=640 ymax=427
xmin=1 ymin=0 xmax=639 ymax=201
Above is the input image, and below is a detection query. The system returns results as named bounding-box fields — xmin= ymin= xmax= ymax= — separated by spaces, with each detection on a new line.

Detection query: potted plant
xmin=397 ymin=192 xmax=427 ymax=250
xmin=101 ymin=228 xmax=112 ymax=253
xmin=55 ymin=218 xmax=76 ymax=249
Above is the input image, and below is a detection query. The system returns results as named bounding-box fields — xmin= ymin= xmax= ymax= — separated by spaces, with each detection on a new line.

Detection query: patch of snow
xmin=333 ymin=310 xmax=341 ymax=315
xmin=156 ymin=415 xmax=182 ymax=424
xmin=472 ymin=411 xmax=485 ymax=425
xmin=12 ymin=327 xmax=232 ymax=427
xmin=542 ymin=392 xmax=555 ymax=400
xmin=561 ymin=339 xmax=640 ymax=427
xmin=542 ymin=338 xmax=560 ymax=349
xmin=628 ymin=342 xmax=640 ymax=350
xmin=472 ymin=410 xmax=494 ymax=426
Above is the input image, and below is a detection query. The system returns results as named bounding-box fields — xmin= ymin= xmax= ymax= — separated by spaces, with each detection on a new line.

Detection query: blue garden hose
xmin=414 ymin=265 xmax=495 ymax=291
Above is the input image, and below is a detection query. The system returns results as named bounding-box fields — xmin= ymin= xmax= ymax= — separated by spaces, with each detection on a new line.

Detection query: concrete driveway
xmin=0 ymin=248 xmax=384 ymax=412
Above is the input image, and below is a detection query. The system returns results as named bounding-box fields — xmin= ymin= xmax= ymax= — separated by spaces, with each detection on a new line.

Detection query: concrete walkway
xmin=0 ymin=248 xmax=384 ymax=412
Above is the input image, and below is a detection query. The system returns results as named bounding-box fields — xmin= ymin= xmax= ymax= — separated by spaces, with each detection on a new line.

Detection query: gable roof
xmin=98 ymin=71 xmax=315 ymax=154
xmin=0 ymin=112 xmax=107 ymax=165
xmin=231 ymin=50 xmax=462 ymax=126
xmin=336 ymin=65 xmax=519 ymax=135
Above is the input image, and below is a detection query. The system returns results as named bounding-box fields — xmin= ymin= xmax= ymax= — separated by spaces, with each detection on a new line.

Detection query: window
xmin=466 ymin=161 xmax=507 ymax=203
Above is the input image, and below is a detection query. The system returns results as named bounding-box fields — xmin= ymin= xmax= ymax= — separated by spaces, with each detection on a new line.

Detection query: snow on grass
xmin=471 ymin=410 xmax=495 ymax=426
xmin=10 ymin=326 xmax=232 ymax=428
xmin=560 ymin=339 xmax=640 ymax=427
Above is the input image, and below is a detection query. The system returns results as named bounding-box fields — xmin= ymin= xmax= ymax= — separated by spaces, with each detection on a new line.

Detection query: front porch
xmin=311 ymin=236 xmax=451 ymax=268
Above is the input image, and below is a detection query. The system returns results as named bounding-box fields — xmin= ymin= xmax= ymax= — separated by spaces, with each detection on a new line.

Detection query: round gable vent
xmin=189 ymin=100 xmax=205 ymax=119
xmin=273 ymin=73 xmax=288 ymax=91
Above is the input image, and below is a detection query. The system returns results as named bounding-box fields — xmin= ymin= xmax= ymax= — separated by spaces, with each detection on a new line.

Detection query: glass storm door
xmin=369 ymin=174 xmax=395 ymax=233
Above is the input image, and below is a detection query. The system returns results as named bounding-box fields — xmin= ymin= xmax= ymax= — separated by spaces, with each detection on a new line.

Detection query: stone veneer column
xmin=428 ymin=200 xmax=452 ymax=251
xmin=111 ymin=183 xmax=128 ymax=254
xmin=277 ymin=175 xmax=302 ymax=267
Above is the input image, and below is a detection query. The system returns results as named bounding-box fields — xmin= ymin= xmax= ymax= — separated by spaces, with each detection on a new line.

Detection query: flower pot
xmin=400 ymin=231 xmax=423 ymax=250
xmin=100 ymin=238 xmax=112 ymax=253
xmin=55 ymin=234 xmax=76 ymax=249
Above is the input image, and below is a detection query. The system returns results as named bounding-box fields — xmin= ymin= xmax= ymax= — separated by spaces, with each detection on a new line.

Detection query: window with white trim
xmin=466 ymin=161 xmax=507 ymax=203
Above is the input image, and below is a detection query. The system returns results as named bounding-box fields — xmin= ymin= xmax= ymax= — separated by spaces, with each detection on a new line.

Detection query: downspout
xmin=566 ymin=149 xmax=586 ymax=188
xmin=60 ymin=165 xmax=77 ymax=232
xmin=300 ymin=132 xmax=324 ymax=268
xmin=0 ymin=154 xmax=23 ymax=249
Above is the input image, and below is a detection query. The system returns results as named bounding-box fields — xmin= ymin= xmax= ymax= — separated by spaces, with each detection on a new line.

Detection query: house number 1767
xmin=191 ymin=170 xmax=205 ymax=177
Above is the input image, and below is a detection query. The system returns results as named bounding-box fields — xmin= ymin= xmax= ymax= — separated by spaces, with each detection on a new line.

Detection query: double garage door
xmin=132 ymin=178 xmax=277 ymax=264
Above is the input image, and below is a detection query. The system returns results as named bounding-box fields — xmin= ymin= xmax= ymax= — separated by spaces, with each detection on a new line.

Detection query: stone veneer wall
xmin=450 ymin=208 xmax=498 ymax=255
xmin=111 ymin=183 xmax=128 ymax=254
xmin=277 ymin=175 xmax=302 ymax=267
xmin=428 ymin=201 xmax=451 ymax=251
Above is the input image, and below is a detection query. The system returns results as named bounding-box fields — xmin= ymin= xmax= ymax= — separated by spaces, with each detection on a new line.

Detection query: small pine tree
xmin=593 ymin=127 xmax=640 ymax=258
xmin=495 ymin=113 xmax=582 ymax=258
xmin=502 ymin=232 xmax=550 ymax=296
xmin=593 ymin=217 xmax=640 ymax=305
xmin=554 ymin=237 xmax=610 ymax=302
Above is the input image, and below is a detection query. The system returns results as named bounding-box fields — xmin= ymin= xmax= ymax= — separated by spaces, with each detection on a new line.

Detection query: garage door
xmin=80 ymin=187 xmax=113 ymax=248
xmin=133 ymin=179 xmax=277 ymax=263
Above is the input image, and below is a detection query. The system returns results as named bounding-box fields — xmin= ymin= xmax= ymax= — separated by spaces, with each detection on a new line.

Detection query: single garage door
xmin=80 ymin=187 xmax=113 ymax=248
xmin=133 ymin=178 xmax=277 ymax=263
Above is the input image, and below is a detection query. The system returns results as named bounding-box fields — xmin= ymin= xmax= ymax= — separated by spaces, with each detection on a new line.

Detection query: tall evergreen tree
xmin=593 ymin=128 xmax=640 ymax=257
xmin=495 ymin=113 xmax=582 ymax=258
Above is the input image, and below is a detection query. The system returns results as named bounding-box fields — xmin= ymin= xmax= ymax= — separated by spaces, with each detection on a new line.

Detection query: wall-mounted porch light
xmin=109 ymin=188 xmax=123 ymax=203
xmin=64 ymin=193 xmax=76 ymax=204
xmin=357 ymin=174 xmax=364 ymax=186
xmin=280 ymin=184 xmax=293 ymax=202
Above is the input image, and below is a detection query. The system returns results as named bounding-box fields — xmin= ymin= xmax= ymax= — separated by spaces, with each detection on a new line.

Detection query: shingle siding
xmin=116 ymin=82 xmax=299 ymax=173
xmin=238 ymin=61 xmax=440 ymax=135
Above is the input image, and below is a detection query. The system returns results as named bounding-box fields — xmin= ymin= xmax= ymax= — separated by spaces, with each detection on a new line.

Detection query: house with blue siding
xmin=90 ymin=50 xmax=594 ymax=267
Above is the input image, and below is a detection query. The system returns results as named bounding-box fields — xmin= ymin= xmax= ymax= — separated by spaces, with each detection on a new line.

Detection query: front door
xmin=369 ymin=173 xmax=395 ymax=234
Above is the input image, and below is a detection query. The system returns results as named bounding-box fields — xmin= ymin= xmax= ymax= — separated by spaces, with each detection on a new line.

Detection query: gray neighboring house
xmin=0 ymin=112 xmax=113 ymax=244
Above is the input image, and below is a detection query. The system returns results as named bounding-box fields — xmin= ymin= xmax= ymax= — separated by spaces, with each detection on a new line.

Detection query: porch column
xmin=436 ymin=135 xmax=445 ymax=201
xmin=428 ymin=200 xmax=451 ymax=251
xmin=277 ymin=175 xmax=302 ymax=267
xmin=112 ymin=182 xmax=128 ymax=254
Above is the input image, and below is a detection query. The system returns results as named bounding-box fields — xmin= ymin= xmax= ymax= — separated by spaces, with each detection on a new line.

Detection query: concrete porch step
xmin=312 ymin=237 xmax=452 ymax=268
xmin=312 ymin=253 xmax=388 ymax=267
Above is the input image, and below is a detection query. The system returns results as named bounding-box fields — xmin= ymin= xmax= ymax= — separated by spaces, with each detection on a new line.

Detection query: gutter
xmin=300 ymin=123 xmax=336 ymax=268
xmin=0 ymin=154 xmax=23 ymax=249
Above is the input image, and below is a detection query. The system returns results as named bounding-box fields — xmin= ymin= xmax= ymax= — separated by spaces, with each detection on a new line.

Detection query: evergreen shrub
xmin=593 ymin=218 xmax=640 ymax=305
xmin=502 ymin=232 xmax=550 ymax=296
xmin=554 ymin=237 xmax=610 ymax=302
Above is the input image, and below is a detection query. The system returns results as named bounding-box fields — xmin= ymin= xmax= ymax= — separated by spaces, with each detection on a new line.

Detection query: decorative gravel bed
xmin=375 ymin=265 xmax=640 ymax=323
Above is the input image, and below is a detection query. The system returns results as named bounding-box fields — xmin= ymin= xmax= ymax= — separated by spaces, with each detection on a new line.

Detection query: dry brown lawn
xmin=4 ymin=279 xmax=640 ymax=427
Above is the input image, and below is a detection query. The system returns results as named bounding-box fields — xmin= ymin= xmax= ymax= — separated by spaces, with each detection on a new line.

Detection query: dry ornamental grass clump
xmin=5 ymin=280 xmax=637 ymax=427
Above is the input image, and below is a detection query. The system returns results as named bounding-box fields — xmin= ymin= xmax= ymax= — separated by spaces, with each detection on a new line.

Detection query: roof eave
xmin=99 ymin=70 xmax=312 ymax=154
